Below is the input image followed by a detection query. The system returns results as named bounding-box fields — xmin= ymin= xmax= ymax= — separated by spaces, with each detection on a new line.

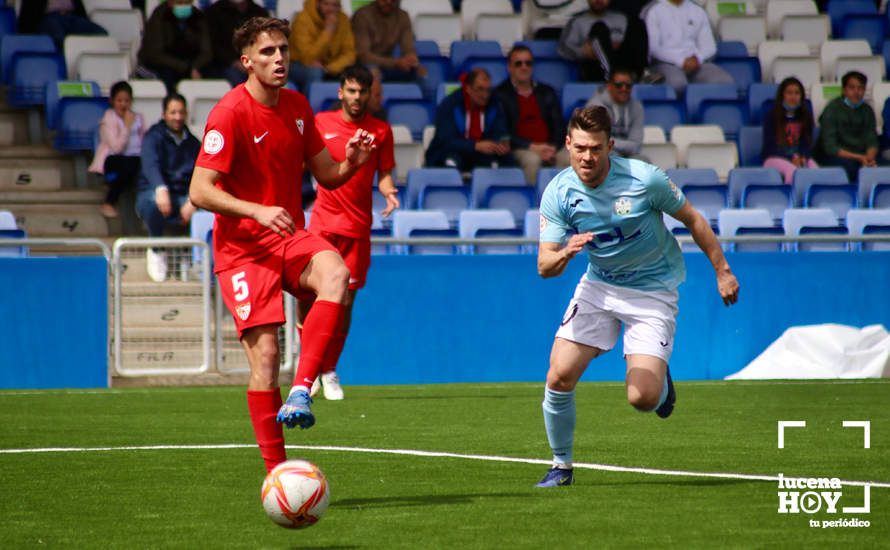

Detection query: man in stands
xmin=302 ymin=64 xmax=399 ymax=400
xmin=188 ymin=17 xmax=376 ymax=472
xmin=586 ymin=68 xmax=645 ymax=159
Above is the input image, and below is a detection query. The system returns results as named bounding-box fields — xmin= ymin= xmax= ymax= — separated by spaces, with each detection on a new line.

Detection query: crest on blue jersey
xmin=614 ymin=197 xmax=632 ymax=216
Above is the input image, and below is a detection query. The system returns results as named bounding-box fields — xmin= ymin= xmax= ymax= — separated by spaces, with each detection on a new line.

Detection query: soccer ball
xmin=261 ymin=459 xmax=330 ymax=529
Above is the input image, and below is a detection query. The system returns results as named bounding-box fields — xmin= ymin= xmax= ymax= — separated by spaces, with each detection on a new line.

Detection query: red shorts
xmin=217 ymin=230 xmax=337 ymax=337
xmin=316 ymin=231 xmax=370 ymax=291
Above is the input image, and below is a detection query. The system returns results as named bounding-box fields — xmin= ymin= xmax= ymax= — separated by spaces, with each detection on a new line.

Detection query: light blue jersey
xmin=539 ymin=156 xmax=687 ymax=291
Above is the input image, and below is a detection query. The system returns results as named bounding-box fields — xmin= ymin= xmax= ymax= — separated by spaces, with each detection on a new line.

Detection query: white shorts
xmin=555 ymin=276 xmax=679 ymax=362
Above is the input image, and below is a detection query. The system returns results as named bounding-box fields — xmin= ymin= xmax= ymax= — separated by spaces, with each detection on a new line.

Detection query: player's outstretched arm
xmin=538 ymin=234 xmax=592 ymax=278
xmin=309 ymin=129 xmax=377 ymax=190
xmin=189 ymin=166 xmax=296 ymax=238
xmin=377 ymin=170 xmax=400 ymax=217
xmin=670 ymin=201 xmax=739 ymax=306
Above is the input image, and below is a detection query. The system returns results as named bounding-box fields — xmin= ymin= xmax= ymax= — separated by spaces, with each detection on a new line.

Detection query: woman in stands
xmin=762 ymin=77 xmax=818 ymax=183
xmin=89 ymin=81 xmax=147 ymax=219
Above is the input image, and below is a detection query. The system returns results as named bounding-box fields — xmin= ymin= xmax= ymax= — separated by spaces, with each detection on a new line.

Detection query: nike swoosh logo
xmin=323 ymin=133 xmax=337 ymax=139
xmin=253 ymin=131 xmax=268 ymax=143
xmin=660 ymin=341 xmax=669 ymax=347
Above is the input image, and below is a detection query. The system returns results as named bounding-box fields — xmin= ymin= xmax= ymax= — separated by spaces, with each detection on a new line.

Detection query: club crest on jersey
xmin=540 ymin=214 xmax=548 ymax=232
xmin=669 ymin=179 xmax=683 ymax=200
xmin=203 ymin=130 xmax=224 ymax=155
xmin=614 ymin=197 xmax=632 ymax=216
xmin=235 ymin=302 xmax=251 ymax=321
xmin=295 ymin=118 xmax=304 ymax=135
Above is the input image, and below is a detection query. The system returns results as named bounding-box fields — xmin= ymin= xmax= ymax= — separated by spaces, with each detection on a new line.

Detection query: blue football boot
xmin=535 ymin=467 xmax=574 ymax=488
xmin=276 ymin=389 xmax=315 ymax=429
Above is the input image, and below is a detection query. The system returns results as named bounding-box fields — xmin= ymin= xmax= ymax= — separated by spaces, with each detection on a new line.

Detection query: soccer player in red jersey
xmin=188 ymin=17 xmax=376 ymax=473
xmin=302 ymin=64 xmax=399 ymax=400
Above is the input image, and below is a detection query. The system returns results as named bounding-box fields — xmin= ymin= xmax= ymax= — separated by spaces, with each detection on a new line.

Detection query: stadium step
xmin=0 ymin=109 xmax=30 ymax=146
xmin=117 ymin=295 xmax=206 ymax=328
xmin=11 ymin=204 xmax=109 ymax=237
xmin=0 ymin=145 xmax=77 ymax=190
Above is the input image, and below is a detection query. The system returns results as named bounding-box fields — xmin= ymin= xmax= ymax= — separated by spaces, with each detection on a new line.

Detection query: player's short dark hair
xmin=842 ymin=70 xmax=867 ymax=88
xmin=109 ymin=80 xmax=132 ymax=99
xmin=163 ymin=92 xmax=186 ymax=111
xmin=568 ymin=105 xmax=612 ymax=138
xmin=339 ymin=64 xmax=373 ymax=89
xmin=232 ymin=16 xmax=290 ymax=54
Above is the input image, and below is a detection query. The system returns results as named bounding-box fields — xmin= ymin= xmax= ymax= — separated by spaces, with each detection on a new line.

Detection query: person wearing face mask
xmin=205 ymin=0 xmax=269 ymax=87
xmin=815 ymin=71 xmax=882 ymax=180
xmin=762 ymin=77 xmax=817 ymax=184
xmin=137 ymin=0 xmax=213 ymax=94
xmin=287 ymin=0 xmax=356 ymax=93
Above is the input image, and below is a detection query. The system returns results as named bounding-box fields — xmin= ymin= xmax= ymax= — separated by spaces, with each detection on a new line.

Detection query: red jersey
xmin=309 ymin=111 xmax=394 ymax=239
xmin=195 ymin=85 xmax=325 ymax=271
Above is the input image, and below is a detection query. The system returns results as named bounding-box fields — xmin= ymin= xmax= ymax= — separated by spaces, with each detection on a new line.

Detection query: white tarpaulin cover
xmin=726 ymin=324 xmax=890 ymax=380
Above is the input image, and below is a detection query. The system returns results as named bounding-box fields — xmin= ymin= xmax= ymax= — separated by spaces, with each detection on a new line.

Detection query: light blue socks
xmin=542 ymin=387 xmax=575 ymax=466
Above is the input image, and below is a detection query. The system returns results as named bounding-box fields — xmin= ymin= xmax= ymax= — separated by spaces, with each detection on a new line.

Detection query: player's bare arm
xmin=189 ymin=166 xmax=296 ymax=237
xmin=309 ymin=129 xmax=377 ymax=190
xmin=671 ymin=201 xmax=740 ymax=306
xmin=377 ymin=170 xmax=400 ymax=217
xmin=537 ymin=233 xmax=594 ymax=278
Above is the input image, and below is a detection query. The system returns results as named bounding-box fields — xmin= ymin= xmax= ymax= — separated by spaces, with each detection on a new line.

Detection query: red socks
xmin=247 ymin=389 xmax=286 ymax=472
xmin=321 ymin=328 xmax=348 ymax=374
xmin=294 ymin=300 xmax=344 ymax=387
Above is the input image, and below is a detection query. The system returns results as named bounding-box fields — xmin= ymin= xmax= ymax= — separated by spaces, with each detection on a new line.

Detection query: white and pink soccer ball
xmin=261 ymin=460 xmax=330 ymax=529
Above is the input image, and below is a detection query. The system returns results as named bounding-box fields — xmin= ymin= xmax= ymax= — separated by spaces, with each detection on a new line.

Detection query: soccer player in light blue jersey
xmin=534 ymin=106 xmax=739 ymax=487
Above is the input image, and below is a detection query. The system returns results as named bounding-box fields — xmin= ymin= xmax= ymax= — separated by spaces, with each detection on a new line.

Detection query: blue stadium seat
xmin=435 ymin=81 xmax=461 ymax=105
xmin=0 ymin=228 xmax=27 ymax=257
xmin=783 ymin=207 xmax=847 ymax=252
xmin=406 ymin=167 xmax=464 ymax=209
xmin=533 ymin=59 xmax=576 ymax=92
xmin=791 ymin=167 xmax=849 ymax=207
xmin=561 ymin=83 xmax=597 ymax=121
xmin=307 ymin=81 xmax=340 ymax=113
xmin=871 ymin=183 xmax=890 ymax=208
xmin=718 ymin=208 xmax=778 ymax=252
xmin=407 ymin=228 xmax=460 ymax=255
xmin=715 ymin=57 xmax=762 ymax=95
xmin=632 ymin=84 xmax=676 ymax=101
xmin=0 ymin=209 xmax=15 ymax=229
xmin=536 ymin=166 xmax=562 ymax=200
xmin=414 ymin=40 xmax=440 ymax=57
xmin=685 ymin=84 xmax=738 ymax=122
xmin=450 ymin=40 xmax=503 ymax=73
xmin=470 ymin=167 xmax=527 ymax=208
xmin=386 ymin=100 xmax=432 ymax=142
xmin=857 ymin=167 xmax=890 ymax=207
xmin=418 ymin=185 xmax=471 ymax=227
xmin=862 ymin=224 xmax=890 ymax=251
xmin=827 ymin=0 xmax=877 ymax=37
xmin=699 ymin=100 xmax=748 ymax=141
xmin=371 ymin=184 xmax=406 ymax=227
xmin=734 ymin=226 xmax=785 ymax=252
xmin=642 ymin=99 xmax=686 ymax=136
xmin=747 ymin=83 xmax=778 ymax=125
xmin=838 ymin=14 xmax=887 ymax=53
xmin=847 ymin=208 xmax=890 ymax=251
xmin=482 ymin=185 xmax=537 ymax=225
xmin=54 ymin=96 xmax=108 ymax=151
xmin=804 ymin=184 xmax=858 ymax=221
xmin=391 ymin=209 xmax=451 ymax=255
xmin=0 ymin=7 xmax=16 ymax=45
xmin=7 ymin=52 xmax=64 ymax=107
xmin=458 ymin=209 xmax=516 ymax=254
xmin=716 ymin=40 xmax=748 ymax=58
xmin=455 ymin=56 xmax=508 ymax=85
xmin=515 ymin=40 xmax=560 ymax=59
xmin=680 ymin=185 xmax=727 ymax=226
xmin=1 ymin=34 xmax=56 ymax=84
xmin=382 ymin=82 xmax=423 ymax=102
xmin=738 ymin=126 xmax=763 ymax=168
xmin=473 ymin=227 xmax=525 ymax=254
xmin=741 ymin=183 xmax=792 ymax=223
xmin=667 ymin=168 xmax=719 ymax=186
xmin=189 ymin=210 xmax=215 ymax=271
xmin=419 ymin=56 xmax=450 ymax=100
xmin=45 ymin=80 xmax=100 ymax=131
xmin=728 ymin=166 xmax=782 ymax=207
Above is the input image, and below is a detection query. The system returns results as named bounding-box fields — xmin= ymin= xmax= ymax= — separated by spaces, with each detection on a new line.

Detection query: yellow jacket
xmin=289 ymin=0 xmax=356 ymax=75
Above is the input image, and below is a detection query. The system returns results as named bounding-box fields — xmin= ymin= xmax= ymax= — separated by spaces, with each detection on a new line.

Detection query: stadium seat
xmin=804 ymin=183 xmax=858 ymax=221
xmin=716 ymin=40 xmax=748 ymax=58
xmin=642 ymin=99 xmax=686 ymax=136
xmin=407 ymin=228 xmax=460 ymax=255
xmin=714 ymin=56 xmax=762 ymax=95
xmin=1 ymin=34 xmax=55 ymax=84
xmin=870 ymin=183 xmax=890 ymax=208
xmin=392 ymin=209 xmax=451 ymax=255
xmin=372 ymin=184 xmax=406 ymax=225
xmin=386 ymin=100 xmax=432 ymax=142
xmin=770 ymin=55 xmax=821 ymax=91
xmin=561 ymin=83 xmax=597 ymax=120
xmin=532 ymin=59 xmax=576 ymax=92
xmin=435 ymin=81 xmax=461 ymax=106
xmin=83 ymin=0 xmax=132 ymax=12
xmin=7 ymin=52 xmax=65 ymax=107
xmin=45 ymin=80 xmax=100 ymax=130
xmin=515 ymin=40 xmax=560 ymax=60
xmin=741 ymin=181 xmax=792 ymax=222
xmin=393 ymin=142 xmax=424 ymax=184
xmin=643 ymin=125 xmax=666 ymax=144
xmin=686 ymin=143 xmax=738 ymax=181
xmin=414 ymin=13 xmax=462 ymax=55
xmin=414 ymin=40 xmax=441 ymax=58
xmin=476 ymin=13 xmax=523 ymax=52
xmin=307 ymin=81 xmax=341 ymax=113
xmin=75 ymin=51 xmax=130 ymax=94
xmin=449 ymin=40 xmax=503 ymax=72
xmin=54 ymin=96 xmax=108 ymax=151
xmin=728 ymin=166 xmax=783 ymax=207
xmin=406 ymin=167 xmax=464 ymax=209
xmin=390 ymin=124 xmax=412 ymax=144
xmin=791 ymin=167 xmax=848 ymax=207
xmin=0 ymin=7 xmax=15 ymax=44
xmin=667 ymin=168 xmax=719 ymax=186
xmin=482 ymin=185 xmax=537 ymax=225
xmin=632 ymin=84 xmax=676 ymax=102
xmin=826 ymin=0 xmax=877 ymax=36
xmin=685 ymin=83 xmax=739 ymax=122
xmin=765 ymin=0 xmax=819 ymax=38
xmin=669 ymin=124 xmax=724 ymax=166
xmin=458 ymin=208 xmax=516 ymax=254
xmin=846 ymin=208 xmax=890 ymax=251
xmin=418 ymin=185 xmax=471 ymax=227
xmin=128 ymin=79 xmax=166 ymax=127
xmin=89 ymin=8 xmax=143 ymax=62
xmin=274 ymin=0 xmax=301 ymax=19
xmin=758 ymin=41 xmax=809 ymax=82
xmin=679 ymin=185 xmax=727 ymax=226
xmin=177 ymin=79 xmax=232 ymax=134
xmin=0 ymin=209 xmax=16 ymax=229
xmin=63 ymin=35 xmax=119 ymax=80
xmin=737 ymin=126 xmax=763 ymax=168
xmin=459 ymin=0 xmax=514 ymax=40
xmin=661 ymin=212 xmax=699 ymax=252
xmin=524 ymin=208 xmax=539 ymax=240
xmin=400 ymin=0 xmax=454 ymax=25
xmin=370 ymin=213 xmax=391 ymax=255
xmin=382 ymin=82 xmax=423 ymax=102
xmin=783 ymin=207 xmax=848 ymax=251
xmin=871 ymin=82 xmax=890 ymax=131
xmin=780 ymin=15 xmax=831 ymax=55
xmin=640 ymin=143 xmax=678 ymax=171
xmin=747 ymin=82 xmax=778 ymax=125
xmin=536 ymin=166 xmax=562 ymax=200
xmin=470 ymin=167 xmax=527 ymax=208
xmin=455 ymin=56 xmax=508 ymax=85
xmin=0 ymin=228 xmax=28 ymax=257
xmin=700 ymin=100 xmax=748 ymax=141
xmin=837 ymin=14 xmax=887 ymax=53
xmin=856 ymin=167 xmax=890 ymax=207
xmin=718 ymin=208 xmax=780 ymax=252
xmin=833 ymin=55 xmax=884 ymax=87
xmin=189 ymin=209 xmax=215 ymax=270
xmin=718 ymin=15 xmax=767 ymax=55
xmin=820 ymin=40 xmax=872 ymax=82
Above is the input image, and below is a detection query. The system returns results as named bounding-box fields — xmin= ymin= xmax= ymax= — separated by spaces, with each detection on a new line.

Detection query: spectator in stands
xmin=425 ymin=68 xmax=512 ymax=172
xmin=204 ymin=0 xmax=269 ymax=87
xmin=586 ymin=68 xmax=644 ymax=159
xmin=762 ymin=77 xmax=817 ymax=184
xmin=17 ymin=0 xmax=107 ymax=50
xmin=351 ymin=0 xmax=430 ymax=96
xmin=644 ymin=0 xmax=733 ymax=95
xmin=137 ymin=0 xmax=213 ymax=94
xmin=557 ymin=0 xmax=648 ymax=83
xmin=495 ymin=46 xmax=569 ymax=184
xmin=287 ymin=0 xmax=355 ymax=93
xmin=89 ymin=81 xmax=147 ymax=220
xmin=136 ymin=93 xmax=201 ymax=282
xmin=815 ymin=71 xmax=881 ymax=181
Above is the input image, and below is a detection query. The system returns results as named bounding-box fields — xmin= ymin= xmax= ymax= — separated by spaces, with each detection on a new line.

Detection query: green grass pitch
xmin=1 ymin=380 xmax=887 ymax=548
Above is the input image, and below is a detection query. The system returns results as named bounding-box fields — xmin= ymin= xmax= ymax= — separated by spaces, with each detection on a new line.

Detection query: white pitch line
xmin=1 ymin=443 xmax=888 ymax=489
